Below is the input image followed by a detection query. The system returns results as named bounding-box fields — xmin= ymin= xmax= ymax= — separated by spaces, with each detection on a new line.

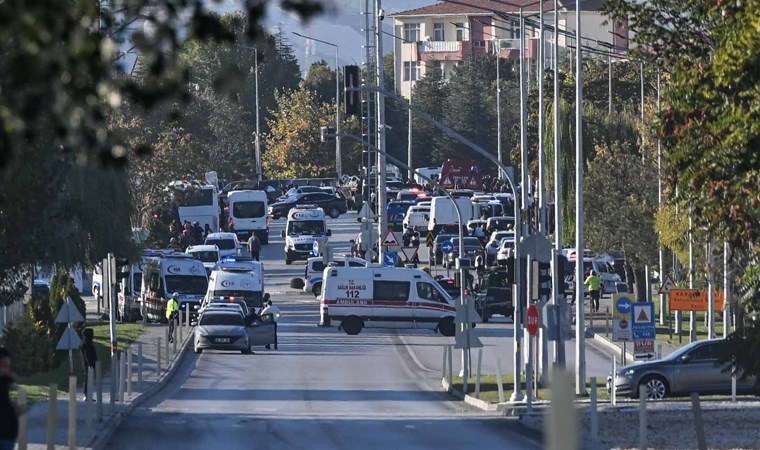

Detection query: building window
xmin=403 ymin=23 xmax=420 ymax=43
xmin=455 ymin=23 xmax=465 ymax=41
xmin=434 ymin=61 xmax=445 ymax=77
xmin=433 ymin=23 xmax=445 ymax=41
xmin=403 ymin=61 xmax=421 ymax=81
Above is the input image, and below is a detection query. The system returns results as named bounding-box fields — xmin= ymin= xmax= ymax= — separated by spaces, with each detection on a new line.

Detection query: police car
xmin=320 ymin=266 xmax=456 ymax=336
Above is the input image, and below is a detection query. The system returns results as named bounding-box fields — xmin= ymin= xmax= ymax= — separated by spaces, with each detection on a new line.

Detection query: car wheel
xmin=241 ymin=347 xmax=252 ymax=355
xmin=312 ymin=282 xmax=322 ymax=297
xmin=438 ymin=317 xmax=455 ymax=337
xmin=285 ymin=259 xmax=292 ymax=265
xmin=342 ymin=316 xmax=363 ymax=335
xmin=329 ymin=208 xmax=340 ymax=219
xmin=638 ymin=375 xmax=668 ymax=400
xmin=482 ymin=312 xmax=491 ymax=323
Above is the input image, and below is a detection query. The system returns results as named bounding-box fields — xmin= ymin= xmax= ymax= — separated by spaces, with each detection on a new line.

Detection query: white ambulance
xmin=281 ymin=205 xmax=331 ymax=265
xmin=142 ymin=252 xmax=208 ymax=323
xmin=320 ymin=266 xmax=456 ymax=336
xmin=204 ymin=266 xmax=266 ymax=316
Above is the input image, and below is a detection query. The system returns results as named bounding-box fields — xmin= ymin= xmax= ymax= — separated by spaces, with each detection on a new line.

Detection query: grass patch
xmin=452 ymin=375 xmax=609 ymax=403
xmin=14 ymin=322 xmax=144 ymax=404
xmin=656 ymin=309 xmax=725 ymax=348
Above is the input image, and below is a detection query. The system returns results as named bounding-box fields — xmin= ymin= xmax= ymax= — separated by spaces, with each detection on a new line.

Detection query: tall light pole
xmin=537 ymin=0 xmax=546 ymax=234
xmin=552 ymin=0 xmax=565 ymax=369
xmin=574 ymin=0 xmax=587 ymax=396
xmin=292 ymin=32 xmax=342 ymax=178
xmin=374 ymin=0 xmax=388 ymax=260
xmin=255 ymin=47 xmax=262 ymax=181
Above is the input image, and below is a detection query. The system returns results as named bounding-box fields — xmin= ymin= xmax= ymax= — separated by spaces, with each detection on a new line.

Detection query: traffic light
xmin=344 ymin=65 xmax=361 ymax=116
xmin=537 ymin=261 xmax=552 ymax=300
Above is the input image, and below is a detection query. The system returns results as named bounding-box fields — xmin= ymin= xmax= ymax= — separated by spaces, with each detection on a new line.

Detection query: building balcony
xmin=417 ymin=41 xmax=464 ymax=61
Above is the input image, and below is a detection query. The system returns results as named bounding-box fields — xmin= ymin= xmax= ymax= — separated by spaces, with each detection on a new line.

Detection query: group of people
xmin=168 ymin=220 xmax=213 ymax=251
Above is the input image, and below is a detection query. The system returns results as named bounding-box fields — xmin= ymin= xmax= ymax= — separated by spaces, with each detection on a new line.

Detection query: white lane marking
xmin=397 ymin=333 xmax=436 ymax=373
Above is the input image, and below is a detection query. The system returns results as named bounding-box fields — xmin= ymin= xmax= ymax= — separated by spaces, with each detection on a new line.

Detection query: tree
xmin=304 ymin=61 xmax=338 ymax=105
xmin=264 ymin=86 xmax=361 ymax=178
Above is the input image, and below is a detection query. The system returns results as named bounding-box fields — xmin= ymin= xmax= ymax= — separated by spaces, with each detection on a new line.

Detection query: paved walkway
xmin=19 ymin=320 xmax=192 ymax=449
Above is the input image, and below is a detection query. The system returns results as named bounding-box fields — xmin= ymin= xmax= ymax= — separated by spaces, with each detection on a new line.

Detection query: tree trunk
xmin=624 ymin=261 xmax=636 ymax=294
xmin=633 ymin=267 xmax=647 ymax=302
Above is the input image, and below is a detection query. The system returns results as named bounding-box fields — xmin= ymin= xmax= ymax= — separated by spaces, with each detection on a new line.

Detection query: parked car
xmin=269 ymin=192 xmax=347 ymax=219
xmin=474 ymin=269 xmax=514 ymax=322
xmin=607 ymin=339 xmax=757 ymax=400
xmin=486 ymin=231 xmax=514 ymax=266
xmin=495 ymin=237 xmax=516 ymax=266
xmin=445 ymin=237 xmax=484 ymax=269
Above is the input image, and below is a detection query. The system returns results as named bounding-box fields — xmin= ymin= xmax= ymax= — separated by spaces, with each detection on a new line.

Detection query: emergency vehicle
xmin=204 ymin=266 xmax=266 ymax=315
xmin=116 ymin=253 xmax=151 ymax=322
xmin=281 ymin=205 xmax=331 ymax=265
xmin=320 ymin=266 xmax=457 ymax=336
xmin=141 ymin=253 xmax=208 ymax=322
xmin=226 ymin=190 xmax=269 ymax=243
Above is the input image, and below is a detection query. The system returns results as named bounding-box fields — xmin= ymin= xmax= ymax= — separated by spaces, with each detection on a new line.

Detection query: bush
xmin=1 ymin=312 xmax=55 ymax=375
xmin=290 ymin=278 xmax=305 ymax=289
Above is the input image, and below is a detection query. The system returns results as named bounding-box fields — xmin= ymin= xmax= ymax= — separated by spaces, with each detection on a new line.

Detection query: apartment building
xmin=391 ymin=0 xmax=628 ymax=98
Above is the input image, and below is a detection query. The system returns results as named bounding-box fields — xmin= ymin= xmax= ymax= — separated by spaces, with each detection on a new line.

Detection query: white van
xmin=403 ymin=205 xmax=431 ymax=230
xmin=227 ymin=190 xmax=269 ymax=244
xmin=320 ymin=266 xmax=457 ymax=336
xmin=303 ymin=256 xmax=366 ymax=297
xmin=414 ymin=166 xmax=442 ymax=185
xmin=205 ymin=266 xmax=266 ymax=317
xmin=117 ymin=262 xmax=143 ymax=322
xmin=281 ymin=205 xmax=331 ymax=265
xmin=186 ymin=244 xmax=220 ymax=275
xmin=428 ymin=196 xmax=473 ymax=235
xmin=142 ymin=253 xmax=209 ymax=322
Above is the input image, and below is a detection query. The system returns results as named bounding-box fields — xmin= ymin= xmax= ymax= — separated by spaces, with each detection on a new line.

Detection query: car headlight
xmin=197 ymin=328 xmax=209 ymax=337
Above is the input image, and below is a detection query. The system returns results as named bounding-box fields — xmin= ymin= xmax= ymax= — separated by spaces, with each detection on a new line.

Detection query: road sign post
xmin=612 ymin=294 xmax=633 ymax=342
xmin=632 ymin=302 xmax=656 ymax=340
xmin=527 ymin=304 xmax=539 ymax=336
xmin=55 ymin=296 xmax=85 ymax=374
xmin=383 ymin=252 xmax=398 ymax=267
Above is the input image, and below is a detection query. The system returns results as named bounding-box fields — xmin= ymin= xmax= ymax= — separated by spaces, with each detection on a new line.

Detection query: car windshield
xmin=232 ymin=201 xmax=265 ymax=219
xmin=397 ymin=193 xmax=417 ymax=201
xmin=287 ymin=220 xmax=325 ymax=235
xmin=200 ymin=313 xmax=244 ymax=327
xmin=205 ymin=239 xmax=236 ymax=250
xmin=191 ymin=251 xmax=219 ymax=263
xmin=663 ymin=340 xmax=711 ymax=361
xmin=165 ymin=275 xmax=208 ymax=295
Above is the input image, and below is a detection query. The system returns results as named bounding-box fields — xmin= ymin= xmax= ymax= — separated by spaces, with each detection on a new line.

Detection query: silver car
xmin=194 ymin=311 xmax=251 ymax=354
xmin=608 ymin=339 xmax=757 ymax=399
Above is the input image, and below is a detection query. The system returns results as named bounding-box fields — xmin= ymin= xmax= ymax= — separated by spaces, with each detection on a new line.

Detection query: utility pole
xmin=511 ymin=6 xmax=527 ymax=404
xmin=552 ymin=0 xmax=565 ymax=369
xmin=707 ymin=241 xmax=715 ymax=339
xmin=335 ymin=45 xmax=342 ymax=178
xmin=375 ymin=0 xmax=388 ymax=260
xmin=496 ymin=42 xmax=503 ymax=179
xmin=254 ymin=48 xmax=262 ymax=181
xmin=537 ymin=0 xmax=546 ymax=234
xmin=723 ymin=241 xmax=730 ymax=338
xmin=407 ymin=94 xmax=413 ymax=181
xmin=657 ymin=71 xmax=665 ymax=325
xmin=689 ymin=206 xmax=696 ymax=342
xmin=574 ymin=0 xmax=587 ymax=396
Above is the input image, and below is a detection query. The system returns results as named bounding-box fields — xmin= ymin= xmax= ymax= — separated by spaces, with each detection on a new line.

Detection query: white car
xmin=186 ymin=244 xmax=221 ymax=274
xmin=204 ymin=232 xmax=241 ymax=258
xmin=403 ymin=205 xmax=430 ymax=230
xmin=486 ymin=231 xmax=514 ymax=264
xmin=496 ymin=237 xmax=516 ymax=265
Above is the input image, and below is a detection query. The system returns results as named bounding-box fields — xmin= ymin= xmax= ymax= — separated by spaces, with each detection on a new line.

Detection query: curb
xmin=590 ymin=332 xmax=635 ymax=362
xmin=441 ymin=377 xmax=530 ymax=416
xmin=87 ymin=331 xmax=193 ymax=450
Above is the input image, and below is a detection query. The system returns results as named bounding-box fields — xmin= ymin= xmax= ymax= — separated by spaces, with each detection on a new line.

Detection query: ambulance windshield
xmin=287 ymin=220 xmax=325 ymax=236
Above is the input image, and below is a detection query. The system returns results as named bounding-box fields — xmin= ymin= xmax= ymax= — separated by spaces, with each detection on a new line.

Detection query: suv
xmin=269 ymin=192 xmax=347 ymax=219
xmin=475 ymin=269 xmax=514 ymax=322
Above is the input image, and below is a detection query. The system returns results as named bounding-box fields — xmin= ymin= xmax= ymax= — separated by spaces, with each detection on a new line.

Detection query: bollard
xmin=496 ymin=358 xmax=505 ymax=403
xmin=138 ymin=342 xmax=143 ymax=387
xmin=96 ymin=361 xmax=103 ymax=421
xmin=691 ymin=392 xmax=707 ymax=450
xmin=657 ymin=343 xmax=662 ymax=360
xmin=86 ymin=367 xmax=94 ymax=436
xmin=546 ymin=371 xmax=578 ymax=450
xmin=119 ymin=351 xmax=126 ymax=403
xmin=173 ymin=325 xmax=178 ymax=354
xmin=186 ymin=305 xmax=190 ymax=328
xmin=47 ymin=383 xmax=57 ymax=450
xmin=639 ymin=386 xmax=648 ymax=450
xmin=127 ymin=348 xmax=133 ymax=397
xmin=17 ymin=388 xmax=27 ymax=450
xmin=447 ymin=345 xmax=453 ymax=390
xmin=605 ymin=307 xmax=610 ymax=337
xmin=611 ymin=357 xmax=617 ymax=406
xmin=475 ymin=348 xmax=483 ymax=399
xmin=110 ymin=352 xmax=116 ymax=407
xmin=179 ymin=313 xmax=184 ymax=342
xmin=68 ymin=375 xmax=77 ymax=450
xmin=732 ymin=374 xmax=737 ymax=402
xmin=590 ymin=378 xmax=598 ymax=440
xmin=441 ymin=346 xmax=447 ymax=382
xmin=157 ymin=337 xmax=162 ymax=374
xmin=164 ymin=329 xmax=170 ymax=361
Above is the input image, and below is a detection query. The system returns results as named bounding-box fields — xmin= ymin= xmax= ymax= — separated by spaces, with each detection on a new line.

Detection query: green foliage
xmin=304 ymin=61 xmax=338 ymax=105
xmin=0 ymin=313 xmax=55 ymax=376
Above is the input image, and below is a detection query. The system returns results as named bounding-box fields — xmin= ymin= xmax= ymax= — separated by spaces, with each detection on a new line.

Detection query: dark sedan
xmin=269 ymin=192 xmax=347 ymax=219
xmin=445 ymin=237 xmax=485 ymax=269
xmin=608 ymin=339 xmax=757 ymax=399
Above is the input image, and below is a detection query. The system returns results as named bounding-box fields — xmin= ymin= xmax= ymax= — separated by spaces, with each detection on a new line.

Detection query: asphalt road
xmin=105 ymin=212 xmax=543 ymax=449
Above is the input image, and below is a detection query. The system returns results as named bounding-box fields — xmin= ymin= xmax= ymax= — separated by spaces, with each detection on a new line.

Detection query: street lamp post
xmin=292 ymin=32 xmax=342 ymax=178
xmin=254 ymin=48 xmax=262 ymax=182
xmin=574 ymin=0 xmax=587 ymax=396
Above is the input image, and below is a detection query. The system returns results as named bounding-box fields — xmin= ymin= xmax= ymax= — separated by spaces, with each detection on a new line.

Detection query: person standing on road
xmin=0 ymin=348 xmax=23 ymax=450
xmin=166 ymin=293 xmax=180 ymax=342
xmin=584 ymin=270 xmax=602 ymax=313
xmin=260 ymin=300 xmax=281 ymax=350
xmin=247 ymin=234 xmax=261 ymax=261
xmin=79 ymin=328 xmax=97 ymax=401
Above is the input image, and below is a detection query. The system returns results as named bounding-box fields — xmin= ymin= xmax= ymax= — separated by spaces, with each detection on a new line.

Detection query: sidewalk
xmin=20 ymin=321 xmax=193 ymax=449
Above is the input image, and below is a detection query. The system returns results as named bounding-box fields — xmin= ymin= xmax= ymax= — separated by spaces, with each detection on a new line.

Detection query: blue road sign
xmin=312 ymin=240 xmax=320 ymax=257
xmin=615 ymin=295 xmax=633 ymax=318
xmin=440 ymin=241 xmax=454 ymax=255
xmin=383 ymin=252 xmax=399 ymax=267
xmin=632 ymin=301 xmax=655 ymax=339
